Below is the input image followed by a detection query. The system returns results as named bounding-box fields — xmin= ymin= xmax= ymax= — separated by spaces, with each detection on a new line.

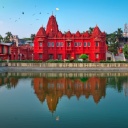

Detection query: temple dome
xmin=92 ymin=25 xmax=101 ymax=36
xmin=75 ymin=31 xmax=81 ymax=37
xmin=57 ymin=31 xmax=63 ymax=38
xmin=66 ymin=31 xmax=72 ymax=37
xmin=36 ymin=27 xmax=46 ymax=37
xmin=83 ymin=31 xmax=90 ymax=37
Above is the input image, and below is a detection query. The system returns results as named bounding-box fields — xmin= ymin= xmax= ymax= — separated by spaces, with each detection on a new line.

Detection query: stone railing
xmin=1 ymin=62 xmax=127 ymax=68
xmin=0 ymin=63 xmax=7 ymax=67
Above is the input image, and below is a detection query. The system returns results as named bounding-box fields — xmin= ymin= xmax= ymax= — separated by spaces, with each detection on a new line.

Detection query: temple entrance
xmin=49 ymin=54 xmax=53 ymax=60
xmin=67 ymin=54 xmax=71 ymax=60
xmin=76 ymin=54 xmax=80 ymax=60
xmin=107 ymin=57 xmax=111 ymax=60
xmin=58 ymin=54 xmax=62 ymax=60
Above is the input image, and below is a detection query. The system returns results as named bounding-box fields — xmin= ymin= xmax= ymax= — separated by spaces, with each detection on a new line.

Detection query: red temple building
xmin=34 ymin=15 xmax=107 ymax=62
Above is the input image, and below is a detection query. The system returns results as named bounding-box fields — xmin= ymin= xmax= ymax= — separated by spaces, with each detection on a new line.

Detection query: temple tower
xmin=46 ymin=15 xmax=59 ymax=36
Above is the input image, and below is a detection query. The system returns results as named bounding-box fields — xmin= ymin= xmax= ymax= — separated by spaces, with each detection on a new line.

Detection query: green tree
xmin=123 ymin=44 xmax=128 ymax=59
xmin=22 ymin=38 xmax=31 ymax=41
xmin=31 ymin=34 xmax=35 ymax=41
xmin=0 ymin=35 xmax=3 ymax=43
xmin=88 ymin=27 xmax=94 ymax=33
xmin=107 ymin=33 xmax=117 ymax=44
xmin=79 ymin=54 xmax=88 ymax=60
xmin=106 ymin=28 xmax=123 ymax=55
xmin=115 ymin=28 xmax=123 ymax=39
xmin=4 ymin=32 xmax=12 ymax=43
xmin=107 ymin=36 xmax=118 ymax=55
xmin=6 ymin=32 xmax=12 ymax=37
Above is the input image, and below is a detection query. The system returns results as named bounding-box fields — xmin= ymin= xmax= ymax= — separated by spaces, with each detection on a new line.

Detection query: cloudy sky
xmin=0 ymin=0 xmax=128 ymax=38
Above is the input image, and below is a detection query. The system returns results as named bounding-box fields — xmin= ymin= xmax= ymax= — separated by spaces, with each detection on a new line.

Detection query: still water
xmin=0 ymin=72 xmax=128 ymax=128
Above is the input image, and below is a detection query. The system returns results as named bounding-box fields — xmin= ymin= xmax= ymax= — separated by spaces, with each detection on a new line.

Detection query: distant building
xmin=34 ymin=15 xmax=107 ymax=62
xmin=106 ymin=51 xmax=126 ymax=61
xmin=123 ymin=24 xmax=128 ymax=37
xmin=9 ymin=35 xmax=28 ymax=47
xmin=119 ymin=24 xmax=128 ymax=47
xmin=0 ymin=43 xmax=12 ymax=60
xmin=0 ymin=43 xmax=33 ymax=60
xmin=24 ymin=40 xmax=34 ymax=46
xmin=10 ymin=35 xmax=19 ymax=47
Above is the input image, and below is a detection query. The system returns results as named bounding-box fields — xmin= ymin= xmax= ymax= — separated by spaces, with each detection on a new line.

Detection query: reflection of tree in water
xmin=0 ymin=77 xmax=19 ymax=89
xmin=123 ymin=78 xmax=128 ymax=96
xmin=80 ymin=77 xmax=88 ymax=83
xmin=33 ymin=77 xmax=107 ymax=113
xmin=107 ymin=76 xmax=128 ymax=92
xmin=7 ymin=78 xmax=18 ymax=89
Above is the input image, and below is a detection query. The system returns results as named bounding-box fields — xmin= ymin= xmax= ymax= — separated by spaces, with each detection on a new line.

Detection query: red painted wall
xmin=0 ymin=44 xmax=10 ymax=60
xmin=0 ymin=43 xmax=33 ymax=60
xmin=10 ymin=44 xmax=33 ymax=60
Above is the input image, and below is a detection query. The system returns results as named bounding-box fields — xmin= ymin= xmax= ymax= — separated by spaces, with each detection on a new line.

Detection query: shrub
xmin=79 ymin=54 xmax=88 ymax=60
xmin=83 ymin=60 xmax=92 ymax=63
xmin=73 ymin=60 xmax=82 ymax=63
xmin=46 ymin=59 xmax=64 ymax=63
xmin=99 ymin=60 xmax=128 ymax=63
xmin=2 ymin=60 xmax=43 ymax=63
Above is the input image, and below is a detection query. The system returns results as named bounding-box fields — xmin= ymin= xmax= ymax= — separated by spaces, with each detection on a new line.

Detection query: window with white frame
xmin=48 ymin=42 xmax=54 ymax=47
xmin=74 ymin=42 xmax=77 ymax=47
xmin=78 ymin=42 xmax=81 ymax=46
xmin=84 ymin=42 xmax=87 ymax=47
xmin=39 ymin=53 xmax=42 ymax=59
xmin=39 ymin=42 xmax=43 ymax=47
xmin=87 ymin=42 xmax=90 ymax=47
xmin=95 ymin=42 xmax=99 ymax=47
xmin=95 ymin=53 xmax=99 ymax=58
xmin=57 ymin=42 xmax=63 ymax=47
xmin=74 ymin=42 xmax=81 ymax=47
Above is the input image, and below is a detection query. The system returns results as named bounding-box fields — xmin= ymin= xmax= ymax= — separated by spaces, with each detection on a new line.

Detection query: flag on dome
xmin=56 ymin=8 xmax=59 ymax=11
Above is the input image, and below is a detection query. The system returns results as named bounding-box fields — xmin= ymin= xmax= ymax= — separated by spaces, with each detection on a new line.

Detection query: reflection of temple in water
xmin=33 ymin=77 xmax=107 ymax=113
xmin=1 ymin=72 xmax=128 ymax=112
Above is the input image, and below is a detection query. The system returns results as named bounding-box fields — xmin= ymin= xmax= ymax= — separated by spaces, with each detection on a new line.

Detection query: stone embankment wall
xmin=2 ymin=72 xmax=128 ymax=77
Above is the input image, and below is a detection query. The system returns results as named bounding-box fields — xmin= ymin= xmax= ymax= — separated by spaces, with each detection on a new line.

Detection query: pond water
xmin=0 ymin=72 xmax=128 ymax=128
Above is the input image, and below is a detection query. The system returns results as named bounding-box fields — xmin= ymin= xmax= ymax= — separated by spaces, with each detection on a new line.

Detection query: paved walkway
xmin=0 ymin=67 xmax=9 ymax=73
xmin=0 ymin=66 xmax=128 ymax=73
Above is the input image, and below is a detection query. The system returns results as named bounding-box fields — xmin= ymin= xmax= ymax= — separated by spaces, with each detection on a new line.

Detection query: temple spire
xmin=46 ymin=15 xmax=59 ymax=35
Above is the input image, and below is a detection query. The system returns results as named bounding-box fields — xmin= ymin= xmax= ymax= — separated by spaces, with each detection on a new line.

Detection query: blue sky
xmin=0 ymin=0 xmax=128 ymax=38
